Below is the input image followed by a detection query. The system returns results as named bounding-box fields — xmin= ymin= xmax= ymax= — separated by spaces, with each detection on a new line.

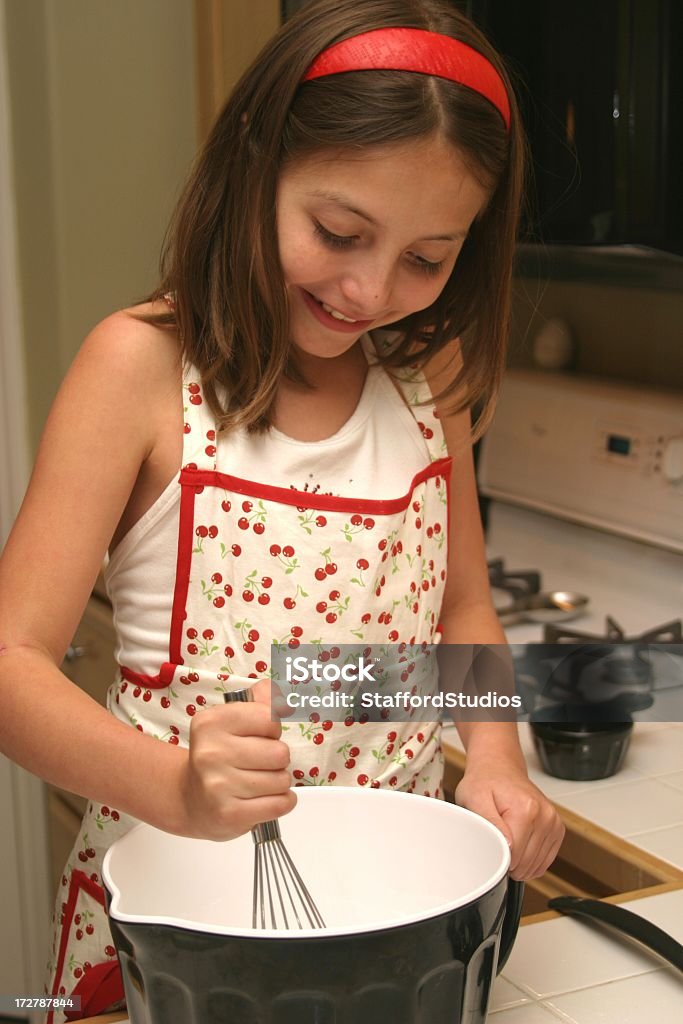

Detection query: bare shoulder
xmin=72 ymin=302 xmax=185 ymax=554
xmin=0 ymin=302 xmax=182 ymax=660
xmin=54 ymin=300 xmax=184 ymax=474
xmin=74 ymin=300 xmax=182 ymax=412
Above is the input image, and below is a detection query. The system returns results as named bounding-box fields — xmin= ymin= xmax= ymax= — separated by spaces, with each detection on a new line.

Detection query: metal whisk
xmin=224 ymin=689 xmax=326 ymax=930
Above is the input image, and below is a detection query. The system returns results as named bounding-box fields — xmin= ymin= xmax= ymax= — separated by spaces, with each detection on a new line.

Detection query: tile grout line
xmin=500 ymin=962 xmax=662 ymax=1004
xmin=625 ymin=820 xmax=683 ymax=838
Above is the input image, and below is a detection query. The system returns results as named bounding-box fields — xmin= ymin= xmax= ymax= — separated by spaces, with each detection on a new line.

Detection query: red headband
xmin=302 ymin=27 xmax=510 ymax=131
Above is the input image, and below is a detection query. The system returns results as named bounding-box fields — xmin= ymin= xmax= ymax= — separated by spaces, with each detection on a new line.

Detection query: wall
xmin=509 ymin=273 xmax=683 ymax=392
xmin=1 ymin=0 xmax=198 ymax=999
xmin=5 ymin=0 xmax=198 ymax=451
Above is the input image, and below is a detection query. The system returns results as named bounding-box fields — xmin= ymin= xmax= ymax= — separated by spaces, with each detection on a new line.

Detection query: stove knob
xmin=662 ymin=436 xmax=683 ymax=483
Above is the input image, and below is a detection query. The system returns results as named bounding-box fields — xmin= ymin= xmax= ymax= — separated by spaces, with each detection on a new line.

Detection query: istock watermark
xmin=271 ymin=643 xmax=523 ymax=723
xmin=269 ymin=641 xmax=683 ymax=723
xmin=285 ymin=654 xmax=377 ymax=684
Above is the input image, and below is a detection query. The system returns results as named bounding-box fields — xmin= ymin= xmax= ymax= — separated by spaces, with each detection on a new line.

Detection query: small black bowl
xmin=530 ymin=717 xmax=633 ymax=781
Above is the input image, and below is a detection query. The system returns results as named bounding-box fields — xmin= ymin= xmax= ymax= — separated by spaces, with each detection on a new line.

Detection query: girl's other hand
xmin=180 ymin=678 xmax=296 ymax=841
xmin=455 ymin=766 xmax=565 ymax=881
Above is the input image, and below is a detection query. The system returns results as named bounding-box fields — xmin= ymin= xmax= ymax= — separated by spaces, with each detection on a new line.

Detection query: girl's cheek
xmin=411 ymin=278 xmax=446 ymax=313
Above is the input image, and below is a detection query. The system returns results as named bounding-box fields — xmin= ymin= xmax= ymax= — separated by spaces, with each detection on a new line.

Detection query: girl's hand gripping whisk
xmin=224 ymin=687 xmax=326 ymax=930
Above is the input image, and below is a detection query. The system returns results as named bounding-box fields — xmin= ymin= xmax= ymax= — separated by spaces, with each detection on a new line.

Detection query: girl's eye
xmin=313 ymin=220 xmax=446 ymax=276
xmin=313 ymin=221 xmax=355 ymax=249
xmin=411 ymin=255 xmax=445 ymax=277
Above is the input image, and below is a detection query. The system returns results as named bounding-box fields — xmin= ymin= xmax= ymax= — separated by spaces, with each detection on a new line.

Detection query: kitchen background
xmin=0 ymin=0 xmax=681 ymax=1012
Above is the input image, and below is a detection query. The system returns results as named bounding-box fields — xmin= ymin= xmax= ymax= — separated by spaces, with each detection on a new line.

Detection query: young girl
xmin=0 ymin=0 xmax=564 ymax=1017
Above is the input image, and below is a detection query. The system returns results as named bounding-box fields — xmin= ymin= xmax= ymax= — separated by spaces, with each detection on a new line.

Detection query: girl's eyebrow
xmin=306 ymin=189 xmax=466 ymax=242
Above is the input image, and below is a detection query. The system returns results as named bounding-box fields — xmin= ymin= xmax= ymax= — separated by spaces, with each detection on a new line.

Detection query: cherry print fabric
xmin=44 ymin=335 xmax=452 ymax=1020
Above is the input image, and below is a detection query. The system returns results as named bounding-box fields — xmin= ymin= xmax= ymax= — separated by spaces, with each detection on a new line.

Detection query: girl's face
xmin=276 ymin=135 xmax=490 ymax=361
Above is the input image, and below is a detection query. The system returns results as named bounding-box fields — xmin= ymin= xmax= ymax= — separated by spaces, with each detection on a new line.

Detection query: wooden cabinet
xmin=59 ymin=592 xmax=117 ymax=707
xmin=194 ymin=0 xmax=280 ymax=139
xmin=46 ymin=788 xmax=85 ymax=895
xmin=46 ymin=592 xmax=117 ymax=898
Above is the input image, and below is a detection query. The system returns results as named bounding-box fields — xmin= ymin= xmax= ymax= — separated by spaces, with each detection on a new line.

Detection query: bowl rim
xmin=103 ymin=788 xmax=511 ymax=939
xmin=531 ymin=720 xmax=634 ymax=739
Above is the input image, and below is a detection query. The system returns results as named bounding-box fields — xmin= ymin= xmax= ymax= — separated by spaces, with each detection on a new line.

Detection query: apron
xmin=44 ymin=335 xmax=452 ymax=1021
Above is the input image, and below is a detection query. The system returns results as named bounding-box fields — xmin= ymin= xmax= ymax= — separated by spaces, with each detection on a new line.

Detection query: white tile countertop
xmin=443 ymin=721 xmax=683 ymax=1020
xmin=489 ymin=888 xmax=683 ymax=1021
xmin=442 ymin=722 xmax=683 ymax=870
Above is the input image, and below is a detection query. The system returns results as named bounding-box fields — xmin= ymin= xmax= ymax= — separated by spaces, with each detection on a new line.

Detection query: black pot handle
xmin=497 ymin=879 xmax=524 ymax=972
xmin=548 ymin=896 xmax=683 ymax=973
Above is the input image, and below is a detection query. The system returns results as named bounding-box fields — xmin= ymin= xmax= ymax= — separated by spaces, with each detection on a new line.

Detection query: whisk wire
xmin=274 ymin=837 xmax=326 ymax=928
xmin=252 ymin=842 xmax=260 ymax=930
xmin=267 ymin=833 xmax=299 ymax=928
xmin=260 ymin=828 xmax=293 ymax=928
xmin=224 ymin=688 xmax=326 ymax=930
xmin=253 ymin=820 xmax=326 ymax=929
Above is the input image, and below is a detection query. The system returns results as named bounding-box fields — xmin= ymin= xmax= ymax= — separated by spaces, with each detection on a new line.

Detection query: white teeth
xmin=320 ymin=300 xmax=357 ymax=323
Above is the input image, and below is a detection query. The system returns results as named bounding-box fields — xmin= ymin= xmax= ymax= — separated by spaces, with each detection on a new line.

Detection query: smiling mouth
xmin=320 ymin=300 xmax=358 ymax=323
xmin=307 ymin=292 xmax=373 ymax=325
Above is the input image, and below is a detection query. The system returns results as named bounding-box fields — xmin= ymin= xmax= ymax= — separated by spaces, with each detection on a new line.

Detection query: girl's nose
xmin=339 ymin=257 xmax=396 ymax=319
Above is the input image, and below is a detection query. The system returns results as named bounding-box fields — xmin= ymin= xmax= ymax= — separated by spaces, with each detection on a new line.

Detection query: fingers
xmin=227 ymin=678 xmax=292 ymax=720
xmin=524 ymin=817 xmax=566 ymax=879
xmin=225 ymin=733 xmax=291 ymax=773
xmin=189 ymin=716 xmax=291 ymax=787
xmin=223 ymin=790 xmax=299 ymax=834
xmin=454 ymin=771 xmax=566 ymax=882
xmin=249 ymin=676 xmax=275 ymax=707
xmin=182 ymin=749 xmax=296 ymax=840
xmin=455 ymin=780 xmax=514 ymax=850
xmin=200 ymin=698 xmax=284 ymax=739
xmin=181 ymin=689 xmax=299 ymax=840
xmin=228 ymin=766 xmax=293 ymax=798
xmin=195 ymin=759 xmax=293 ymax=805
xmin=506 ymin=799 xmax=565 ymax=880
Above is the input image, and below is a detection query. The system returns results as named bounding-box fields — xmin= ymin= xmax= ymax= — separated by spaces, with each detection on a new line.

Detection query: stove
xmin=477 ymin=370 xmax=683 ymax=749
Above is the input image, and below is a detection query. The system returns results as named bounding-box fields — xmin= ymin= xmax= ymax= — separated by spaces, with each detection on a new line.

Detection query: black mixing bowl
xmin=103 ymin=788 xmax=523 ymax=1024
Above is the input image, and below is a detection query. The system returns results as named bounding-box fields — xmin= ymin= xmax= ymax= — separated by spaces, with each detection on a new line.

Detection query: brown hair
xmin=137 ymin=0 xmax=526 ymax=440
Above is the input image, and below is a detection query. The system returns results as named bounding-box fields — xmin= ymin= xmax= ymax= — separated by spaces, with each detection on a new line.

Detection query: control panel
xmin=478 ymin=371 xmax=683 ymax=552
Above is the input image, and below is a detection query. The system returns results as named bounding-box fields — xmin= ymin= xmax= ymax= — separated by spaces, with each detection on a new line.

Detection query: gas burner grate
xmin=544 ymin=618 xmax=683 ymax=645
xmin=514 ymin=619 xmax=683 ymax=721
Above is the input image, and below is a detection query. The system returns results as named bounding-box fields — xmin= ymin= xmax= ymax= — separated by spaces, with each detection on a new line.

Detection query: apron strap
xmin=181 ymin=328 xmax=446 ymax=470
xmin=162 ymin=292 xmax=219 ymax=472
xmin=181 ymin=361 xmax=219 ymax=471
xmin=364 ymin=331 xmax=448 ymax=463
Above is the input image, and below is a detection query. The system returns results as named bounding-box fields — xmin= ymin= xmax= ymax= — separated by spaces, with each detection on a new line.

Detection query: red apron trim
xmin=179 ymin=457 xmax=452 ymax=514
xmin=49 ymin=870 xmax=120 ymax=1024
xmin=64 ymin=960 xmax=125 ymax=1022
xmin=167 ymin=456 xmax=451 ymax=680
xmin=169 ymin=481 xmax=197 ymax=665
xmin=444 ymin=461 xmax=453 ymax=554
xmin=119 ymin=662 xmax=176 ymax=690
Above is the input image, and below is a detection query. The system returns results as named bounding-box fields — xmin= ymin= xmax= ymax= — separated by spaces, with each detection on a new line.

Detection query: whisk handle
xmin=223 ymin=687 xmax=255 ymax=703
xmin=252 ymin=820 xmax=282 ymax=844
xmin=223 ymin=689 xmax=281 ymax=843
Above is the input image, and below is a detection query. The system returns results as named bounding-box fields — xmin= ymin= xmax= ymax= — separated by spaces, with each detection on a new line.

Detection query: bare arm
xmin=0 ymin=312 xmax=293 ymax=838
xmin=425 ymin=341 xmax=564 ymax=878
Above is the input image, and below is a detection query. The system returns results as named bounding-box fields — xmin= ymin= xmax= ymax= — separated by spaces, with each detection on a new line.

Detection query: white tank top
xmin=104 ymin=341 xmax=434 ymax=676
